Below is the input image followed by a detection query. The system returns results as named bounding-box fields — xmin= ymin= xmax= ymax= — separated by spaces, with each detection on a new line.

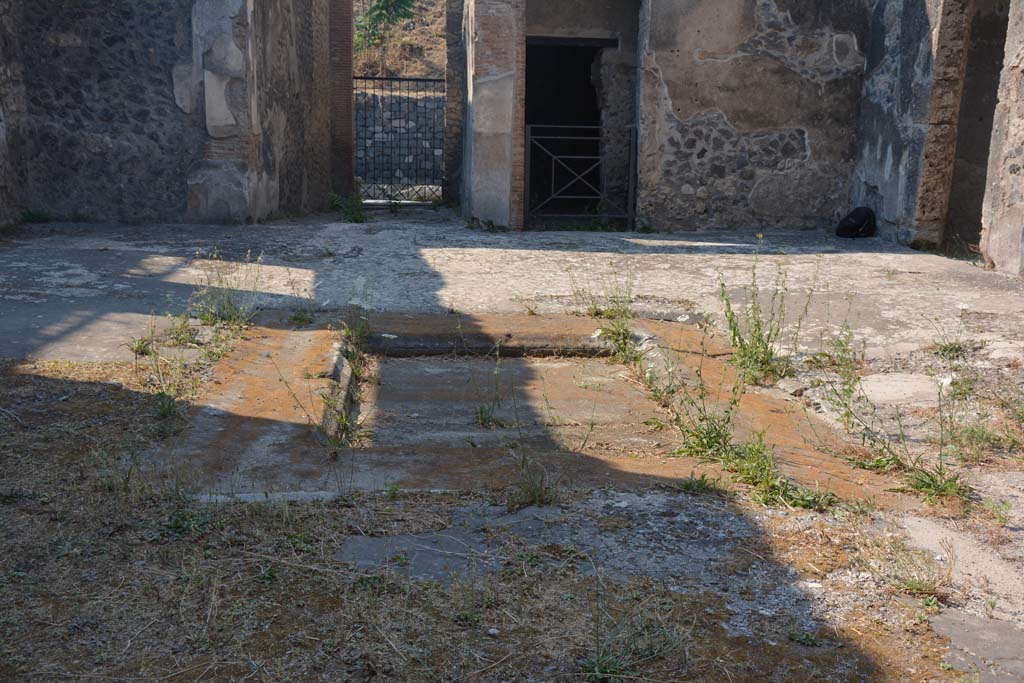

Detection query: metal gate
xmin=526 ymin=124 xmax=636 ymax=228
xmin=354 ymin=76 xmax=445 ymax=202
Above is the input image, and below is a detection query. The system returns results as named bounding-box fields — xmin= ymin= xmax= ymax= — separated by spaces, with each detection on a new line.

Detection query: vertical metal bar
xmin=525 ymin=126 xmax=532 ymax=222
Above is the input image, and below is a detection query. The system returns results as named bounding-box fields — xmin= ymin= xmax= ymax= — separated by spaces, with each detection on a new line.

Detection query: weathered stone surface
xmin=981 ymin=0 xmax=1024 ymax=275
xmin=851 ymin=0 xmax=976 ymax=247
xmin=0 ymin=0 xmax=22 ymax=225
xmin=636 ymin=0 xmax=867 ymax=231
xmin=1 ymin=0 xmax=344 ymax=225
xmin=7 ymin=0 xmax=203 ymax=224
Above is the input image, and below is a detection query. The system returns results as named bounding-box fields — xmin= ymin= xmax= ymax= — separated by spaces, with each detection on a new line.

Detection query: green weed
xmin=568 ymin=269 xmax=635 ymax=320
xmin=191 ymin=250 xmax=263 ymax=327
xmin=331 ymin=193 xmax=366 ymax=223
xmin=719 ymin=263 xmax=793 ymax=386
xmin=905 ymin=463 xmax=971 ymax=503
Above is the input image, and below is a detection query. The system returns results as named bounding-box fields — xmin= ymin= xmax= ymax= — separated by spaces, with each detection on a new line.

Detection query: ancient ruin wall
xmin=0 ymin=0 xmax=22 ymax=225
xmin=946 ymin=0 xmax=1010 ymax=248
xmin=251 ymin=0 xmax=333 ymax=216
xmin=851 ymin=0 xmax=975 ymax=245
xmin=981 ymin=0 xmax=1024 ymax=275
xmin=11 ymin=0 xmax=202 ymax=223
xmin=636 ymin=0 xmax=868 ymax=231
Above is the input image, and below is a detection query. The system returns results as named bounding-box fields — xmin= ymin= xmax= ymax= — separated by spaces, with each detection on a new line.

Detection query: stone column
xmin=981 ymin=0 xmax=1024 ymax=275
xmin=911 ymin=0 xmax=973 ymax=248
xmin=444 ymin=0 xmax=467 ymax=205
xmin=462 ymin=0 xmax=526 ymax=229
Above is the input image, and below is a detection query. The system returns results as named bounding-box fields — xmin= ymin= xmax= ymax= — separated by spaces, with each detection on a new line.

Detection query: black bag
xmin=836 ymin=207 xmax=877 ymax=238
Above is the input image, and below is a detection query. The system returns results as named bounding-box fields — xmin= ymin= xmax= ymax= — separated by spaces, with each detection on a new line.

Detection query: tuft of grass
xmin=166 ymin=314 xmax=195 ymax=347
xmin=675 ymin=471 xmax=726 ymax=496
xmin=674 ymin=408 xmax=736 ymax=461
xmin=935 ymin=341 xmax=969 ymax=362
xmin=191 ymin=250 xmax=263 ymax=327
xmin=949 ymin=417 xmax=1000 ymax=463
xmin=788 ymin=631 xmax=819 ymax=647
xmin=905 ymin=462 xmax=971 ymax=502
xmin=568 ymin=269 xmax=634 ymax=320
xmin=576 ymin=593 xmax=683 ymax=683
xmin=600 ymin=319 xmax=642 ymax=365
xmin=982 ymin=498 xmax=1012 ymax=527
xmin=855 ymin=534 xmax=954 ymax=600
xmin=715 ymin=432 xmax=838 ymax=512
xmin=719 ymin=263 xmax=793 ymax=386
xmin=289 ymin=309 xmax=316 ymax=326
xmin=331 ymin=193 xmax=366 ymax=223
xmin=507 ymin=453 xmax=557 ymax=511
xmin=126 ymin=336 xmax=155 ymax=361
xmin=153 ymin=391 xmax=182 ymax=421
xmin=475 ymin=403 xmax=505 ymax=429
xmin=321 ymin=392 xmax=369 ymax=450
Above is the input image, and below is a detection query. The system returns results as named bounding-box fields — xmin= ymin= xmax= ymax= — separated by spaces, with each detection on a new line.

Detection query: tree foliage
xmin=355 ymin=0 xmax=417 ymax=75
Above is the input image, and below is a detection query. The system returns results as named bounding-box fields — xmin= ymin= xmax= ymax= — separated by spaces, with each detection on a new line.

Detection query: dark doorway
xmin=526 ymin=44 xmax=601 ymax=127
xmin=945 ymin=0 xmax=1011 ymax=252
xmin=526 ymin=43 xmax=607 ymax=224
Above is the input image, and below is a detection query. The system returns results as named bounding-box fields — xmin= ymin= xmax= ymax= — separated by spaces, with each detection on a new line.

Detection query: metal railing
xmin=354 ymin=76 xmax=445 ymax=202
xmin=526 ymin=124 xmax=636 ymax=228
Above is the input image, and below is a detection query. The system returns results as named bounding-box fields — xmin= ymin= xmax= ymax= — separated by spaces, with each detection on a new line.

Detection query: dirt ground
xmin=1 ymin=213 xmax=1023 ymax=682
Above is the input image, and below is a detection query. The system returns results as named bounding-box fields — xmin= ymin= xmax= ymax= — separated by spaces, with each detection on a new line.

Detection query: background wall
xmin=635 ymin=0 xmax=868 ymax=231
xmin=0 ymin=0 xmax=22 ymax=225
xmin=1 ymin=0 xmax=350 ymax=225
xmin=355 ymin=92 xmax=445 ymax=187
xmin=947 ymin=0 xmax=1011 ymax=248
xmin=851 ymin=0 xmax=974 ymax=245
xmin=10 ymin=0 xmax=202 ymax=223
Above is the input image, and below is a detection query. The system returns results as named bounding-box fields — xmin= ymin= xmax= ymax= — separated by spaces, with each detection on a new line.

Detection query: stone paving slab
xmin=3 ymin=215 xmax=1024 ymax=361
xmin=147 ymin=324 xmax=344 ymax=497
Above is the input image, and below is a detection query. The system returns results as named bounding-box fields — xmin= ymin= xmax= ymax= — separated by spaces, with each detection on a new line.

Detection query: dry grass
xmin=0 ymin=356 xmax=963 ymax=682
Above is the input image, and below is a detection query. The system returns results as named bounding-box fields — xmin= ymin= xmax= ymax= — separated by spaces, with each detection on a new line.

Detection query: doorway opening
xmin=945 ymin=0 xmax=1011 ymax=253
xmin=525 ymin=41 xmax=634 ymax=228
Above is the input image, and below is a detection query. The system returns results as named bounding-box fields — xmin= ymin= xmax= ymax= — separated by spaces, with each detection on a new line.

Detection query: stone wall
xmin=355 ymin=92 xmax=445 ymax=187
xmin=11 ymin=0 xmax=201 ymax=223
xmin=3 ymin=0 xmax=350 ymax=225
xmin=851 ymin=0 xmax=973 ymax=245
xmin=636 ymin=0 xmax=869 ymax=231
xmin=981 ymin=0 xmax=1024 ymax=275
xmin=0 ymin=0 xmax=22 ymax=225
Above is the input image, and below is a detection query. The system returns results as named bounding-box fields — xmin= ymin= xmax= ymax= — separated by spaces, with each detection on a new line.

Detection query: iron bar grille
xmin=527 ymin=124 xmax=636 ymax=229
xmin=354 ymin=76 xmax=446 ymax=202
